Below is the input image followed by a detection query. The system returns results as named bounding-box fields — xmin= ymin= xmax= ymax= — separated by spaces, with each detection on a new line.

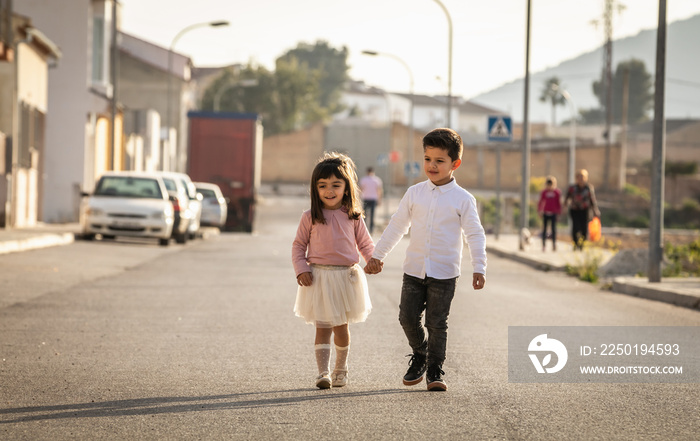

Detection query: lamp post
xmin=361 ymin=50 xmax=415 ymax=184
xmin=166 ymin=20 xmax=229 ymax=170
xmin=551 ymin=84 xmax=577 ymax=189
xmin=431 ymin=0 xmax=453 ymax=127
xmin=519 ymin=0 xmax=532 ymax=251
xmin=213 ymin=78 xmax=259 ymax=112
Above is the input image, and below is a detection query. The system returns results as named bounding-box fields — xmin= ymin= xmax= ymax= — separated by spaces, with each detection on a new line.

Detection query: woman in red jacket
xmin=537 ymin=176 xmax=562 ymax=251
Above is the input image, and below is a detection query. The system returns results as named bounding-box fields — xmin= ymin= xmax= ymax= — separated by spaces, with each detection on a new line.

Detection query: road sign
xmin=404 ymin=161 xmax=421 ymax=178
xmin=488 ymin=116 xmax=513 ymax=142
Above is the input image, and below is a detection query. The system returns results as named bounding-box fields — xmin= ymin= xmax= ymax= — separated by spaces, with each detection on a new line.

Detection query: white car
xmin=158 ymin=174 xmax=192 ymax=244
xmin=156 ymin=172 xmax=202 ymax=240
xmin=80 ymin=172 xmax=174 ymax=246
xmin=194 ymin=182 xmax=228 ymax=229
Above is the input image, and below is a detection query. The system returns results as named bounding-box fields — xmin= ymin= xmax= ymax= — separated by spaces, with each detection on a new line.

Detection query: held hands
xmin=472 ymin=273 xmax=485 ymax=290
xmin=364 ymin=258 xmax=384 ymax=275
xmin=297 ymin=272 xmax=313 ymax=287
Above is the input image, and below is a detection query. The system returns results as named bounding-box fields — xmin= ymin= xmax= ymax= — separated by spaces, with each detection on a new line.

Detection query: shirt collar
xmin=427 ymin=178 xmax=458 ymax=193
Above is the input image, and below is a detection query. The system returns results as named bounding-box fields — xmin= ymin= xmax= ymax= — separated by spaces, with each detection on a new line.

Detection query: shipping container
xmin=187 ymin=111 xmax=262 ymax=232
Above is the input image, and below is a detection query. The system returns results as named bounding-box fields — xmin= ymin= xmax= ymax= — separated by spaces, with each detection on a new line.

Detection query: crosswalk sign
xmin=488 ymin=116 xmax=513 ymax=142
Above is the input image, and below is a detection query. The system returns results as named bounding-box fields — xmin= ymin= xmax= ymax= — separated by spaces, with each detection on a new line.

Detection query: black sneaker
xmin=426 ymin=364 xmax=447 ymax=391
xmin=403 ymin=353 xmax=427 ymax=386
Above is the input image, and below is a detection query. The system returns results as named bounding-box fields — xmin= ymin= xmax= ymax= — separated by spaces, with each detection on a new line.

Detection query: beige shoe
xmin=331 ymin=370 xmax=348 ymax=387
xmin=316 ymin=372 xmax=331 ymax=389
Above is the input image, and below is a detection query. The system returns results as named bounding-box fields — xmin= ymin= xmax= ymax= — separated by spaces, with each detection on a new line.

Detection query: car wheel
xmin=159 ymin=238 xmax=170 ymax=247
xmin=82 ymin=233 xmax=95 ymax=241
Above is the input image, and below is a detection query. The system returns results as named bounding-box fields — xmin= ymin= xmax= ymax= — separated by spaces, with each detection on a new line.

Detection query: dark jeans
xmin=570 ymin=209 xmax=589 ymax=250
xmin=542 ymin=214 xmax=557 ymax=248
xmin=363 ymin=199 xmax=377 ymax=233
xmin=399 ymin=274 xmax=458 ymax=366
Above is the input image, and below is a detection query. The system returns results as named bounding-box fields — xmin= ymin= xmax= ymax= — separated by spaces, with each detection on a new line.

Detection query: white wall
xmin=15 ymin=0 xmax=113 ymax=222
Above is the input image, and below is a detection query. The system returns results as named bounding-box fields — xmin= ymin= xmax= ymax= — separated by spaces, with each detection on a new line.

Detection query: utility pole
xmin=592 ymin=0 xmax=625 ymax=189
xmin=603 ymin=0 xmax=613 ymax=189
xmin=519 ymin=0 xmax=532 ymax=251
xmin=649 ymin=0 xmax=667 ymax=282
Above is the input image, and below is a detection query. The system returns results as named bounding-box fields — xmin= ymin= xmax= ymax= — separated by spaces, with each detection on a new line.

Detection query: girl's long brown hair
xmin=309 ymin=152 xmax=364 ymax=224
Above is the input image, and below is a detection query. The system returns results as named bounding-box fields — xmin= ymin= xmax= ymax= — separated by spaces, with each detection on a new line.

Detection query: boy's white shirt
xmin=372 ymin=179 xmax=487 ymax=279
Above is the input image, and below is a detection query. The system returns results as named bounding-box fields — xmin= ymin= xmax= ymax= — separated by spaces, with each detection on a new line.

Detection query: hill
xmin=470 ymin=14 xmax=700 ymax=123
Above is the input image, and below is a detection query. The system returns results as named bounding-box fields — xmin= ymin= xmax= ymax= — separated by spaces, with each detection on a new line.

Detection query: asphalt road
xmin=1 ymin=195 xmax=698 ymax=440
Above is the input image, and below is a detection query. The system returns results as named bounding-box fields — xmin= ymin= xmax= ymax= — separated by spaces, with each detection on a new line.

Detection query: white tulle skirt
xmin=294 ymin=264 xmax=372 ymax=328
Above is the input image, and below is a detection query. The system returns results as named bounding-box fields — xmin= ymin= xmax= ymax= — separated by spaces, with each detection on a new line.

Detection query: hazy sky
xmin=119 ymin=0 xmax=700 ymax=100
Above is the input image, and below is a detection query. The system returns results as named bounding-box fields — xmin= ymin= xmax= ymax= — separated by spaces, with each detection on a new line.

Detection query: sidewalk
xmin=486 ymin=233 xmax=700 ymax=311
xmin=0 ymin=223 xmax=698 ymax=311
xmin=0 ymin=223 xmax=79 ymax=255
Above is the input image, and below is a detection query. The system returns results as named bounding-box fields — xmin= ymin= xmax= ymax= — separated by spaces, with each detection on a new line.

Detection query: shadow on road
xmin=0 ymin=388 xmax=415 ymax=424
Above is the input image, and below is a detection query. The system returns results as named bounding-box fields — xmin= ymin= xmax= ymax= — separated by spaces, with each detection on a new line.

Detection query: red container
xmin=187 ymin=111 xmax=262 ymax=232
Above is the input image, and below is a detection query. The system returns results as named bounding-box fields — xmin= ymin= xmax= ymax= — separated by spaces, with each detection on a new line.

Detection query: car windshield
xmin=94 ymin=177 xmax=163 ymax=199
xmin=179 ymin=178 xmax=197 ymax=200
xmin=162 ymin=178 xmax=178 ymax=192
xmin=197 ymin=188 xmax=217 ymax=199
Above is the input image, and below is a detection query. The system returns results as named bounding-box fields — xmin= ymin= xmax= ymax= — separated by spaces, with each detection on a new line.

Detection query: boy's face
xmin=424 ymin=146 xmax=461 ymax=186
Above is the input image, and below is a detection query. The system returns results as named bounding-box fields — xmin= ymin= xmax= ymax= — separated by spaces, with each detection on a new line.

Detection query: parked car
xmin=156 ymin=172 xmax=202 ymax=240
xmin=194 ymin=182 xmax=228 ymax=229
xmin=157 ymin=173 xmax=192 ymax=244
xmin=80 ymin=172 xmax=174 ymax=246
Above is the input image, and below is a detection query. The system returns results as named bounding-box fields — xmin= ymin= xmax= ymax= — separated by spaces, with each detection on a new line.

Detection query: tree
xmin=277 ymin=40 xmax=349 ymax=114
xmin=591 ymin=58 xmax=653 ymax=124
xmin=201 ymin=40 xmax=350 ymax=136
xmin=539 ymin=76 xmax=567 ymax=127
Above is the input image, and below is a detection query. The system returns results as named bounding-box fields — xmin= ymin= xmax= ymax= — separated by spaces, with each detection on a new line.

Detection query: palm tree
xmin=539 ymin=76 xmax=567 ymax=127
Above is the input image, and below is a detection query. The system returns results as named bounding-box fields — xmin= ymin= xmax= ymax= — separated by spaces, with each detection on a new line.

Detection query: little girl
xmin=292 ymin=152 xmax=375 ymax=389
xmin=537 ymin=176 xmax=562 ymax=251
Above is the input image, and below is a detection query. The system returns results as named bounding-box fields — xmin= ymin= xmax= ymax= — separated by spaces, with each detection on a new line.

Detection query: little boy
xmin=365 ymin=128 xmax=486 ymax=391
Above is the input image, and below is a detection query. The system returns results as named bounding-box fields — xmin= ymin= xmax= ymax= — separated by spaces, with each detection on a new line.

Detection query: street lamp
xmin=551 ymin=84 xmax=577 ymax=190
xmin=361 ymin=50 xmax=415 ymax=181
xmin=431 ymin=0 xmax=453 ymax=128
xmin=166 ymin=20 xmax=229 ymax=170
xmin=213 ymin=78 xmax=259 ymax=112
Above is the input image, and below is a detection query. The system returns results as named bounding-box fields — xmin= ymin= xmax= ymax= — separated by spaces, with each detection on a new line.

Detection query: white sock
xmin=315 ymin=344 xmax=331 ymax=375
xmin=334 ymin=345 xmax=349 ymax=372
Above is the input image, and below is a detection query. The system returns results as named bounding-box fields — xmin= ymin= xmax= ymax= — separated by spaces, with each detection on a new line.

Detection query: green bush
xmin=663 ymin=239 xmax=700 ymax=277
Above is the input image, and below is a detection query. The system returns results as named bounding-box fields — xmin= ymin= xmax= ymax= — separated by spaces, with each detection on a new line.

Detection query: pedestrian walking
xmin=564 ymin=169 xmax=601 ymax=251
xmin=365 ymin=128 xmax=487 ymax=391
xmin=292 ymin=152 xmax=376 ymax=389
xmin=359 ymin=167 xmax=383 ymax=234
xmin=537 ymin=176 xmax=562 ymax=252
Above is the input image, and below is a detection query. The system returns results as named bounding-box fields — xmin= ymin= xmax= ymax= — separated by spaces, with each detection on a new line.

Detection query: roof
xmin=118 ymin=31 xmax=192 ymax=79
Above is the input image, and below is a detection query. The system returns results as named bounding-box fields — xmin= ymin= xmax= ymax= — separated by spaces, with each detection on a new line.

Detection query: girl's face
xmin=316 ymin=174 xmax=347 ymax=210
xmin=424 ymin=147 xmax=461 ymax=186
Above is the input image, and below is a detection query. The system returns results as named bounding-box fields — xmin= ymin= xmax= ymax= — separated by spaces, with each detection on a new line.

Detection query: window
xmin=91 ymin=16 xmax=106 ymax=84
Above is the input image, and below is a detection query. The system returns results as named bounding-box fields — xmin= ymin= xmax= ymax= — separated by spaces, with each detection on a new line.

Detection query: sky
xmin=119 ymin=0 xmax=700 ymax=100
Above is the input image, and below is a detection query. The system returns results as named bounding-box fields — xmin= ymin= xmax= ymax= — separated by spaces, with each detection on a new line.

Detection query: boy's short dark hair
xmin=422 ymin=128 xmax=463 ymax=161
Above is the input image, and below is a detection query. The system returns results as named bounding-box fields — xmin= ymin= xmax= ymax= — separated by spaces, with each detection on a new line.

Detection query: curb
xmin=486 ymin=245 xmax=566 ymax=272
xmin=612 ymin=277 xmax=700 ymax=311
xmin=0 ymin=232 xmax=76 ymax=255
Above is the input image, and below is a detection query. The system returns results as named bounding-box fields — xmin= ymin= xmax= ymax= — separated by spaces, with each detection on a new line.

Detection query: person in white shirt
xmin=365 ymin=128 xmax=486 ymax=392
xmin=359 ymin=167 xmax=383 ymax=234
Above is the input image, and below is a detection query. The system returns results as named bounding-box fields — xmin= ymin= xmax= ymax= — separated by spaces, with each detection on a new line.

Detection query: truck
xmin=187 ymin=111 xmax=262 ymax=232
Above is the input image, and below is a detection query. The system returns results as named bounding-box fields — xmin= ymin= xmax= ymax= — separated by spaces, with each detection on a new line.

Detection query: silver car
xmin=80 ymin=172 xmax=174 ymax=246
xmin=194 ymin=182 xmax=228 ymax=230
